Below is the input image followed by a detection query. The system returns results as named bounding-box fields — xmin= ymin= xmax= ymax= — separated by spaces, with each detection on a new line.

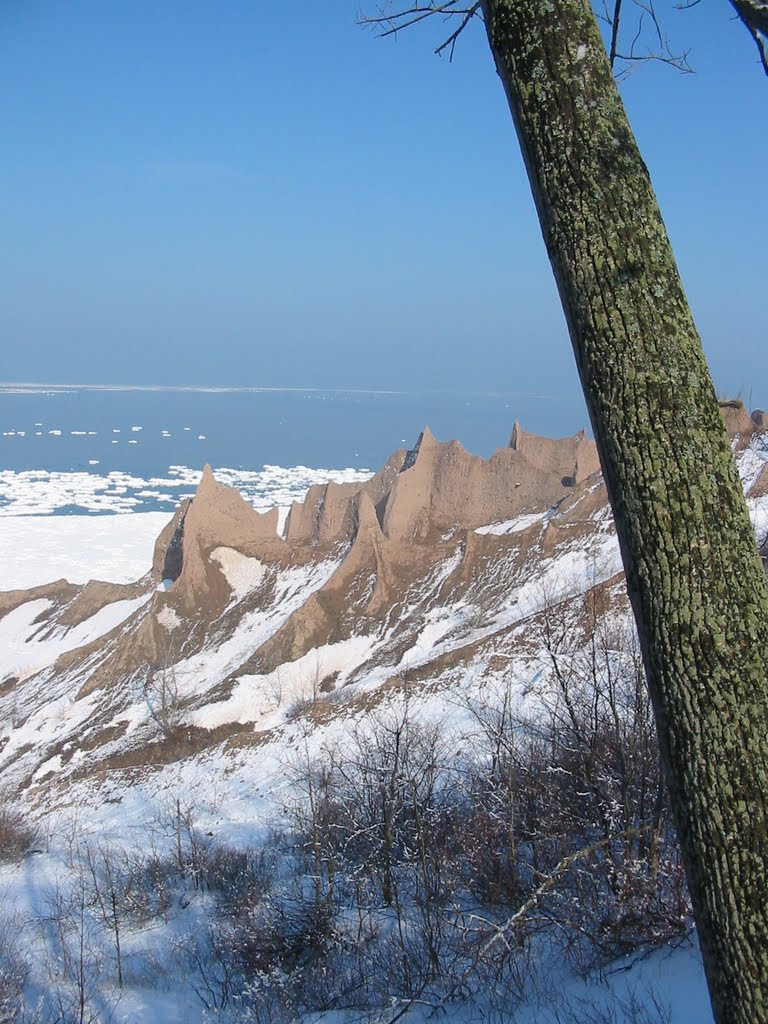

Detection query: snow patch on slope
xmin=191 ymin=635 xmax=380 ymax=730
xmin=163 ymin=556 xmax=345 ymax=708
xmin=210 ymin=547 xmax=268 ymax=603
xmin=0 ymin=594 xmax=149 ymax=682
xmin=475 ymin=511 xmax=548 ymax=536
xmin=735 ymin=432 xmax=768 ymax=491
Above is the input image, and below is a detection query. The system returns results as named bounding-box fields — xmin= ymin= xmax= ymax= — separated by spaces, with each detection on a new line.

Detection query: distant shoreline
xmin=0 ymin=382 xmax=557 ymax=400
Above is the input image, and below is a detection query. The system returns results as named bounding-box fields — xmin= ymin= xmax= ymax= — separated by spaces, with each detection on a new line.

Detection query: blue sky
xmin=0 ymin=1 xmax=765 ymax=416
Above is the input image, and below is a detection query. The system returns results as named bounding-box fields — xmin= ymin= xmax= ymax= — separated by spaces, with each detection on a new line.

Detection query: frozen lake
xmin=0 ymin=383 xmax=588 ymax=515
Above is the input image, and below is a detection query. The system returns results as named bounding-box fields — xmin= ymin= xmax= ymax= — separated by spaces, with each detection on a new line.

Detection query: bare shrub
xmin=177 ymin=925 xmax=239 ymax=1012
xmin=41 ymin=871 xmax=108 ymax=1024
xmin=0 ymin=913 xmax=26 ymax=1024
xmin=235 ymin=968 xmax=297 ymax=1024
xmin=279 ymin=704 xmax=468 ymax=1004
xmin=268 ymin=589 xmax=689 ymax=1009
xmin=143 ymin=647 xmax=182 ymax=735
xmin=0 ymin=804 xmax=39 ymax=862
xmin=551 ymin=983 xmax=673 ymax=1024
xmin=104 ymin=851 xmax=176 ymax=927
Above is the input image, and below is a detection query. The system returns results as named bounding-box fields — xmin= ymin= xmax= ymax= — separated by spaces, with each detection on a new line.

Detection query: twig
xmin=385 ymin=826 xmax=652 ymax=1024
xmin=435 ymin=2 xmax=482 ymax=61
xmin=358 ymin=1 xmax=482 ymax=59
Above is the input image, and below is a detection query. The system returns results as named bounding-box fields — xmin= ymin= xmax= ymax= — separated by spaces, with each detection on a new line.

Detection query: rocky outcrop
xmin=508 ymin=421 xmax=600 ymax=485
xmin=57 ymin=580 xmax=149 ymax=628
xmin=256 ymin=426 xmax=599 ymax=549
xmin=720 ymin=399 xmax=762 ymax=448
xmin=749 ymin=464 xmax=768 ymax=499
xmin=0 ymin=579 xmax=78 ymax=622
xmin=158 ymin=464 xmax=283 ymax=612
xmin=284 ymin=450 xmax=407 ymax=545
xmin=381 ymin=425 xmax=600 ymax=542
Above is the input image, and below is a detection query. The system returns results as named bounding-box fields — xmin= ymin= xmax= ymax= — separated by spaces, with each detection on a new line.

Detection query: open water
xmin=0 ymin=385 xmax=588 ymax=515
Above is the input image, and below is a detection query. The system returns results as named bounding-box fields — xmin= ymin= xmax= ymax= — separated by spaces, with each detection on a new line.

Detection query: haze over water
xmin=0 ymin=384 xmax=587 ymax=516
xmin=0 ymin=384 xmax=586 ymax=474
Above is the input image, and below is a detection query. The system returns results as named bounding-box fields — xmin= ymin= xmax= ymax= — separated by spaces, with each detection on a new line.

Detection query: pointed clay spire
xmin=196 ymin=464 xmax=218 ymax=498
xmin=419 ymin=425 xmax=436 ymax=448
xmin=354 ymin=491 xmax=382 ymax=536
xmin=509 ymin=421 xmax=523 ymax=450
xmin=402 ymin=427 xmax=436 ymax=472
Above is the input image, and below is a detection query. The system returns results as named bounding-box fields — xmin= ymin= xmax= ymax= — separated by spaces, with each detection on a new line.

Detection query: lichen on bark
xmin=480 ymin=1 xmax=768 ymax=1020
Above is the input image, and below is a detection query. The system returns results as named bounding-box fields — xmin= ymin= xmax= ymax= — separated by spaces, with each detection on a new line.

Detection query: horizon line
xmin=0 ymin=382 xmax=560 ymax=400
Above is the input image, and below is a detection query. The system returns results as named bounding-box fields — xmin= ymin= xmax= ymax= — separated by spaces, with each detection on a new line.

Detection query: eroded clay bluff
xmin=380 ymin=423 xmax=601 ymax=542
xmin=136 ymin=423 xmax=605 ymax=673
xmin=138 ymin=410 xmax=766 ymax=683
xmin=151 ymin=464 xmax=283 ymax=611
xmin=719 ymin=397 xmax=764 ymax=443
xmin=1 ymin=423 xmax=606 ymax=722
xmin=146 ymin=421 xmax=604 ymax=600
xmin=0 ymin=423 xmax=613 ymax=792
xmin=1 ymin=412 xmax=766 ymax=791
xmin=278 ymin=422 xmax=601 ymax=548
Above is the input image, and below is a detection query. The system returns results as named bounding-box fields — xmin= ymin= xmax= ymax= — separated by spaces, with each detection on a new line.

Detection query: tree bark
xmin=479 ymin=2 xmax=768 ymax=1020
xmin=729 ymin=0 xmax=768 ymax=73
xmin=730 ymin=0 xmax=768 ymax=39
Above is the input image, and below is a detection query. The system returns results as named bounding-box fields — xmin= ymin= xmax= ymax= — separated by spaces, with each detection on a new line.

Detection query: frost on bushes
xmin=203 ymin=604 xmax=689 ymax=1020
xmin=0 ymin=591 xmax=691 ymax=1021
xmin=0 ymin=950 xmax=24 ymax=1024
xmin=260 ymin=590 xmax=691 ymax=1012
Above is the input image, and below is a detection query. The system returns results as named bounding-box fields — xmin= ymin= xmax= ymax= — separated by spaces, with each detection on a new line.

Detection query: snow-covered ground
xmin=0 ymin=511 xmax=169 ymax=588
xmin=0 ymin=461 xmax=377 ymax=588
xmin=0 ymin=526 xmax=716 ymax=1022
xmin=8 ymin=440 xmax=765 ymax=1022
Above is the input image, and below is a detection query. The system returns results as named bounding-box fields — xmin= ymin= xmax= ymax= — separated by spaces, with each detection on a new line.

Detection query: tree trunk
xmin=730 ymin=0 xmax=768 ymax=40
xmin=479 ymin=2 xmax=768 ymax=1020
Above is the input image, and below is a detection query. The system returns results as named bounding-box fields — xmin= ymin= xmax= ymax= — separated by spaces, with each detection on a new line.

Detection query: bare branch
xmin=358 ymin=1 xmax=482 ymax=58
xmin=638 ymin=0 xmax=667 ymax=51
xmin=613 ymin=48 xmax=694 ymax=73
xmin=606 ymin=0 xmax=694 ymax=79
xmin=435 ymin=2 xmax=482 ymax=60
xmin=609 ymin=0 xmax=625 ymax=66
xmin=383 ymin=826 xmax=654 ymax=1024
xmin=358 ymin=1 xmax=468 ymax=35
xmin=604 ymin=0 xmax=696 ymax=78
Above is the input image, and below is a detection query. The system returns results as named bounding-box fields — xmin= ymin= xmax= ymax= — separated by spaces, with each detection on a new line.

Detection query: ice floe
xmin=0 ymin=463 xmax=372 ymax=516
